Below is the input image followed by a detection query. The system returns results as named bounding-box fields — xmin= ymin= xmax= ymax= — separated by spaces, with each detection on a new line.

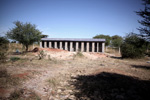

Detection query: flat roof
xmin=41 ymin=38 xmax=105 ymax=42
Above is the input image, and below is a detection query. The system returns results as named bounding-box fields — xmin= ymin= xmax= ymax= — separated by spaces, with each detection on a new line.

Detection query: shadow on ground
xmin=131 ymin=65 xmax=150 ymax=70
xmin=110 ymin=56 xmax=122 ymax=60
xmin=71 ymin=72 xmax=150 ymax=100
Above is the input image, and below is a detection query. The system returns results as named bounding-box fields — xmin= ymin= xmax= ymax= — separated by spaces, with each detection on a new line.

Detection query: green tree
xmin=136 ymin=0 xmax=150 ymax=41
xmin=93 ymin=34 xmax=111 ymax=46
xmin=111 ymin=35 xmax=123 ymax=53
xmin=111 ymin=35 xmax=123 ymax=47
xmin=7 ymin=21 xmax=45 ymax=51
xmin=121 ymin=33 xmax=147 ymax=58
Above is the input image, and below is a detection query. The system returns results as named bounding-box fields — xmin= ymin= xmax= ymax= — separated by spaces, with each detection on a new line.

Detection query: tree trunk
xmin=25 ymin=45 xmax=28 ymax=52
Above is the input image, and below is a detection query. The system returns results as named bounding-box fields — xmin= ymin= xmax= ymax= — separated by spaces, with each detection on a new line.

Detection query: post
xmin=49 ymin=42 xmax=52 ymax=48
xmin=60 ymin=42 xmax=62 ymax=49
xmin=97 ymin=42 xmax=99 ymax=52
xmin=44 ymin=41 xmax=47 ymax=48
xmin=92 ymin=42 xmax=95 ymax=52
xmin=33 ymin=44 xmax=34 ymax=49
xmin=76 ymin=42 xmax=79 ymax=52
xmin=65 ymin=42 xmax=68 ymax=50
xmin=40 ymin=42 xmax=42 ymax=48
xmin=86 ymin=42 xmax=89 ymax=52
xmin=54 ymin=42 xmax=57 ymax=48
xmin=81 ymin=42 xmax=84 ymax=52
xmin=70 ymin=42 xmax=73 ymax=52
xmin=102 ymin=42 xmax=105 ymax=53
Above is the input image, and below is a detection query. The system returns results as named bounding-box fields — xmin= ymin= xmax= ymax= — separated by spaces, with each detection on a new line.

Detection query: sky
xmin=0 ymin=0 xmax=144 ymax=38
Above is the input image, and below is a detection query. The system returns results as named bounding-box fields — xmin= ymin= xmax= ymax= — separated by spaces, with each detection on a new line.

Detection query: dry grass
xmin=0 ymin=68 xmax=20 ymax=88
xmin=9 ymin=89 xmax=41 ymax=100
xmin=8 ymin=43 xmax=39 ymax=53
xmin=47 ymin=77 xmax=60 ymax=88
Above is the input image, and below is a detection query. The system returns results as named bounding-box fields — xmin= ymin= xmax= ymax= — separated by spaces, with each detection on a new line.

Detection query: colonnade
xmin=40 ymin=41 xmax=105 ymax=53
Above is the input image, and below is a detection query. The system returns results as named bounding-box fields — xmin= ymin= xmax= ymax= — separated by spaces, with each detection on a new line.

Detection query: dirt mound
xmin=40 ymin=48 xmax=68 ymax=52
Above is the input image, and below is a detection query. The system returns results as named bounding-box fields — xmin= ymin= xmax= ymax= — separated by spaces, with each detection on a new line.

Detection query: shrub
xmin=0 ymin=37 xmax=9 ymax=62
xmin=38 ymin=50 xmax=46 ymax=60
xmin=73 ymin=51 xmax=84 ymax=59
xmin=121 ymin=33 xmax=147 ymax=58
xmin=10 ymin=57 xmax=20 ymax=62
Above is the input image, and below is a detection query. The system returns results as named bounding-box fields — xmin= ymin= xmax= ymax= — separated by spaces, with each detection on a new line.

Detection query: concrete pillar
xmin=76 ymin=42 xmax=79 ymax=52
xmin=54 ymin=42 xmax=57 ymax=48
xmin=44 ymin=41 xmax=47 ymax=48
xmin=97 ymin=42 xmax=99 ymax=52
xmin=92 ymin=42 xmax=95 ymax=52
xmin=49 ymin=42 xmax=52 ymax=48
xmin=70 ymin=42 xmax=73 ymax=52
xmin=40 ymin=42 xmax=42 ymax=48
xmin=65 ymin=42 xmax=68 ymax=50
xmin=60 ymin=42 xmax=62 ymax=49
xmin=86 ymin=42 xmax=89 ymax=52
xmin=81 ymin=42 xmax=84 ymax=52
xmin=102 ymin=42 xmax=105 ymax=53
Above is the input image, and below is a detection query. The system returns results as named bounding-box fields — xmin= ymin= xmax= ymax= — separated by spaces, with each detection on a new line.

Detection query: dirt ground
xmin=0 ymin=48 xmax=150 ymax=100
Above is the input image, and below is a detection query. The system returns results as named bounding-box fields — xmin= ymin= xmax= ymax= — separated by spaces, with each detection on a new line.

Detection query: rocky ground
xmin=0 ymin=48 xmax=150 ymax=100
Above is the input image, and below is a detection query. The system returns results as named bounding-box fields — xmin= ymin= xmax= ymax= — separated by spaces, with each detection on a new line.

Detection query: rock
xmin=65 ymin=90 xmax=73 ymax=93
xmin=100 ymin=64 xmax=105 ymax=66
xmin=49 ymin=96 xmax=55 ymax=100
xmin=57 ymin=89 xmax=62 ymax=93
xmin=147 ymin=61 xmax=150 ymax=63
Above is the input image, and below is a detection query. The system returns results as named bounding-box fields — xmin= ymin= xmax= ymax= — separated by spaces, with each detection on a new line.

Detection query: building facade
xmin=40 ymin=38 xmax=105 ymax=53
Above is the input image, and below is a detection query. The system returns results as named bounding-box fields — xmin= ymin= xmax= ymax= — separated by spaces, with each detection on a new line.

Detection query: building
xmin=40 ymin=38 xmax=105 ymax=53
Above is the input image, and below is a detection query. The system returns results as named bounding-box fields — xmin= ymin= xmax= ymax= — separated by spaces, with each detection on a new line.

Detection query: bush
xmin=38 ymin=50 xmax=46 ymax=60
xmin=10 ymin=57 xmax=20 ymax=62
xmin=0 ymin=37 xmax=9 ymax=62
xmin=121 ymin=33 xmax=147 ymax=58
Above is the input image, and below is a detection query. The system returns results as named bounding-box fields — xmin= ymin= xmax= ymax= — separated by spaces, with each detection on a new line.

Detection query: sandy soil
xmin=0 ymin=48 xmax=150 ymax=100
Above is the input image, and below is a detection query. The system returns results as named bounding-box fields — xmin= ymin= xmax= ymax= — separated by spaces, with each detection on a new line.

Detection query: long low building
xmin=40 ymin=38 xmax=105 ymax=53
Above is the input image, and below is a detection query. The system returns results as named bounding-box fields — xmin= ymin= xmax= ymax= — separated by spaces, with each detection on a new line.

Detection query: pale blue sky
xmin=0 ymin=0 xmax=144 ymax=38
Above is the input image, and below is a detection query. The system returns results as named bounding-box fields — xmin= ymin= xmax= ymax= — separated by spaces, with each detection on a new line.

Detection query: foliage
xmin=136 ymin=0 xmax=150 ymax=41
xmin=93 ymin=34 xmax=111 ymax=46
xmin=0 ymin=37 xmax=9 ymax=62
xmin=10 ymin=57 xmax=20 ymax=62
xmin=121 ymin=33 xmax=147 ymax=58
xmin=111 ymin=35 xmax=123 ymax=47
xmin=6 ymin=21 xmax=46 ymax=51
xmin=38 ymin=50 xmax=46 ymax=60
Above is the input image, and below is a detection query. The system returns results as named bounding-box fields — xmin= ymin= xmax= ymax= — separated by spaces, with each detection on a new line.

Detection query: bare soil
xmin=0 ymin=48 xmax=150 ymax=100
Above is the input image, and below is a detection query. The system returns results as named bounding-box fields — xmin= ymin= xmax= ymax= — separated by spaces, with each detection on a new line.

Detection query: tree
xmin=111 ymin=35 xmax=123 ymax=53
xmin=7 ymin=21 xmax=45 ymax=51
xmin=121 ymin=33 xmax=147 ymax=58
xmin=111 ymin=35 xmax=123 ymax=47
xmin=136 ymin=0 xmax=150 ymax=41
xmin=93 ymin=34 xmax=111 ymax=46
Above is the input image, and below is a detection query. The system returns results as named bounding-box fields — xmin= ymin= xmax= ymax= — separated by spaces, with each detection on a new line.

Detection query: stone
xmin=57 ymin=89 xmax=62 ymax=93
xmin=147 ymin=61 xmax=150 ymax=63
